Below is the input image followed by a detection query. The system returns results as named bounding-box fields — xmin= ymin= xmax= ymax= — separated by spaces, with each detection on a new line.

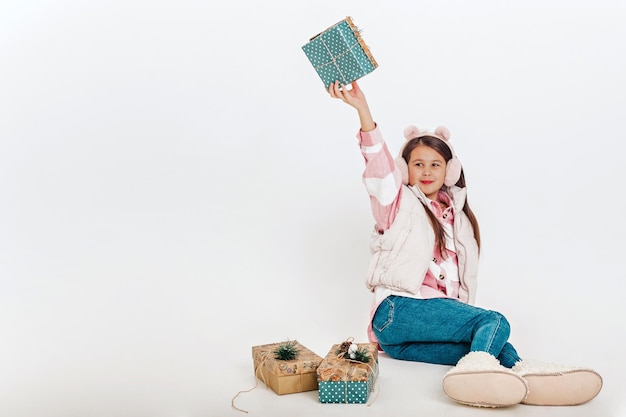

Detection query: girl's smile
xmin=407 ymin=144 xmax=447 ymax=200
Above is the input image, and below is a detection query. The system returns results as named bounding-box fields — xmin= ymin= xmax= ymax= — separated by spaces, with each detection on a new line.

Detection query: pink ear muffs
xmin=394 ymin=125 xmax=462 ymax=187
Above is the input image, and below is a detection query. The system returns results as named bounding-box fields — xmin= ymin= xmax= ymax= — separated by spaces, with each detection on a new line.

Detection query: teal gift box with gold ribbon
xmin=317 ymin=342 xmax=379 ymax=404
xmin=302 ymin=16 xmax=378 ymax=88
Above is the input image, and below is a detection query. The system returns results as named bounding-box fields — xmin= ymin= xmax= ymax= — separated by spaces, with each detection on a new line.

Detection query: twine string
xmin=318 ymin=36 xmax=362 ymax=84
xmin=231 ymin=350 xmax=307 ymax=413
xmin=233 ymin=339 xmax=379 ymax=410
xmin=308 ymin=18 xmax=377 ymax=86
xmin=231 ymin=354 xmax=271 ymax=413
xmin=333 ymin=338 xmax=380 ymax=406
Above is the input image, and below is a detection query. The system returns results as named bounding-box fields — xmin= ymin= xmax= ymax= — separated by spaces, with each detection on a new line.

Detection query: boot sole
xmin=521 ymin=369 xmax=603 ymax=406
xmin=443 ymin=370 xmax=528 ymax=408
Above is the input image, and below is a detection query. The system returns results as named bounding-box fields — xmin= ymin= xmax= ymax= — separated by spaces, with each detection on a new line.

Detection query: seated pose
xmin=328 ymin=80 xmax=602 ymax=408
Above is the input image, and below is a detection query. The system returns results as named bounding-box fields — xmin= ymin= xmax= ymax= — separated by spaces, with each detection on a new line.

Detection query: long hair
xmin=401 ymin=136 xmax=481 ymax=257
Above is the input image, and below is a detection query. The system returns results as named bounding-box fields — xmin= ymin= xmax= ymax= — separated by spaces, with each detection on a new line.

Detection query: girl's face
xmin=408 ymin=144 xmax=447 ymax=200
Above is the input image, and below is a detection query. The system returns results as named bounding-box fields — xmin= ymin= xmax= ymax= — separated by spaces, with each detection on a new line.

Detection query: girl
xmin=328 ymin=80 xmax=602 ymax=408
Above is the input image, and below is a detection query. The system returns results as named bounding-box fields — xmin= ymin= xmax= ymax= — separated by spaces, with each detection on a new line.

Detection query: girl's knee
xmin=484 ymin=310 xmax=511 ymax=337
xmin=493 ymin=311 xmax=511 ymax=335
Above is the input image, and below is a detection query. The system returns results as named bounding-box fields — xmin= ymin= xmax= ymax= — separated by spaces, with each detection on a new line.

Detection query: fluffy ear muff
xmin=398 ymin=125 xmax=422 ymax=185
xmin=434 ymin=126 xmax=451 ymax=141
xmin=433 ymin=125 xmax=459 ymax=186
xmin=444 ymin=157 xmax=462 ymax=187
xmin=403 ymin=125 xmax=421 ymax=140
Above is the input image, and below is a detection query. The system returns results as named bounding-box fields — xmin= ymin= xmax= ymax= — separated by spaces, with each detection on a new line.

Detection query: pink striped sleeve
xmin=356 ymin=126 xmax=402 ymax=231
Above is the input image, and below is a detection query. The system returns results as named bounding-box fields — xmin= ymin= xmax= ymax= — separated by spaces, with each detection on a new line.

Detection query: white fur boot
xmin=442 ymin=351 xmax=529 ymax=407
xmin=512 ymin=359 xmax=603 ymax=406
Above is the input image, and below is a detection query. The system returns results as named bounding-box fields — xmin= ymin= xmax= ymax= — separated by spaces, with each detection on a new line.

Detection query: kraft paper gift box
xmin=302 ymin=16 xmax=378 ymax=88
xmin=251 ymin=341 xmax=323 ymax=395
xmin=317 ymin=342 xmax=379 ymax=404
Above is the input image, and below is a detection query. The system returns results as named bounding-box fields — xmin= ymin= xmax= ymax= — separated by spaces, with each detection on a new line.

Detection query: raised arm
xmin=328 ymin=80 xmax=402 ymax=231
xmin=328 ymin=80 xmax=376 ymax=132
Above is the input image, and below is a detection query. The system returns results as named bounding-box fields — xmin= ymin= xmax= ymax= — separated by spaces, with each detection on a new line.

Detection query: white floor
xmin=228 ymin=354 xmax=619 ymax=417
xmin=0 ymin=300 xmax=622 ymax=417
xmin=224 ymin=329 xmax=621 ymax=417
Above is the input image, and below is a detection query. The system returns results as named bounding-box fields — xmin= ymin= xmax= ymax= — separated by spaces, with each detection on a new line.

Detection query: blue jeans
xmin=372 ymin=296 xmax=521 ymax=368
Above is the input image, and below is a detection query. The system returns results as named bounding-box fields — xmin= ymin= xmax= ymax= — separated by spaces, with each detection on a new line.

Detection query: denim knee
xmin=481 ymin=310 xmax=512 ymax=352
xmin=491 ymin=311 xmax=511 ymax=339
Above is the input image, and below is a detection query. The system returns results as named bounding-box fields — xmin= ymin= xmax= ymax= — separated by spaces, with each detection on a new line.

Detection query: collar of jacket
xmin=406 ymin=185 xmax=468 ymax=212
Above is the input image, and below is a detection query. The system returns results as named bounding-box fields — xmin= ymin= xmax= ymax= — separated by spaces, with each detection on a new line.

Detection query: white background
xmin=1 ymin=1 xmax=625 ymax=416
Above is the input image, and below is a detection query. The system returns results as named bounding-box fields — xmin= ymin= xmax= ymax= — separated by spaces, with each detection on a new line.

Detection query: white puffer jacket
xmin=365 ymin=183 xmax=479 ymax=305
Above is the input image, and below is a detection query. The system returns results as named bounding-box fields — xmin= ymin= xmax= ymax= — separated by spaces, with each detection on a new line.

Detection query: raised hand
xmin=328 ymin=80 xmax=375 ymax=132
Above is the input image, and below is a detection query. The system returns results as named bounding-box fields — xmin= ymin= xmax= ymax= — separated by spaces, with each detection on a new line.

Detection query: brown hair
xmin=401 ymin=136 xmax=481 ymax=257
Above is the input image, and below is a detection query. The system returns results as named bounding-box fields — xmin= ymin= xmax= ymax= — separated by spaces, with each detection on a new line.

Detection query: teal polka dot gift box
xmin=302 ymin=16 xmax=378 ymax=88
xmin=317 ymin=341 xmax=379 ymax=404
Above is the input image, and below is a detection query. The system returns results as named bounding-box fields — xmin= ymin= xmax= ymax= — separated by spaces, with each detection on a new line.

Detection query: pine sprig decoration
xmin=351 ymin=346 xmax=371 ymax=364
xmin=273 ymin=340 xmax=299 ymax=361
